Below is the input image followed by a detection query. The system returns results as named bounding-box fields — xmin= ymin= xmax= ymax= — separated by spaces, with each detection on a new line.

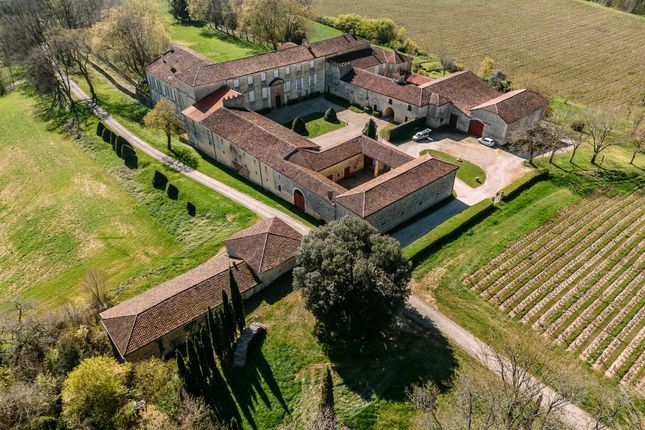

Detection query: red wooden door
xmin=449 ymin=114 xmax=458 ymax=128
xmin=468 ymin=119 xmax=484 ymax=137
xmin=344 ymin=166 xmax=350 ymax=177
xmin=293 ymin=189 xmax=305 ymax=210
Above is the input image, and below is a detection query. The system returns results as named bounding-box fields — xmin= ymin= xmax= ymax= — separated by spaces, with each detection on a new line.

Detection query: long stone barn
xmin=100 ymin=218 xmax=302 ymax=361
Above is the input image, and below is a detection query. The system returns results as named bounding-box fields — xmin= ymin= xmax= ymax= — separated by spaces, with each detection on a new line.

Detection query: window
xmin=388 ymin=98 xmax=392 ymax=104
xmin=309 ymin=60 xmax=315 ymax=69
xmin=285 ymin=81 xmax=291 ymax=92
xmin=296 ymin=64 xmax=301 ymax=72
xmin=278 ymin=185 xmax=282 ymax=192
xmin=296 ymin=77 xmax=303 ymax=89
xmin=261 ymin=72 xmax=266 ymax=81
xmin=247 ymin=76 xmax=253 ymax=85
xmin=309 ymin=75 xmax=314 ymax=86
xmin=248 ymin=90 xmax=255 ymax=102
xmin=407 ymin=105 xmax=412 ymax=111
xmin=233 ymin=79 xmax=240 ymax=88
xmin=273 ymin=69 xmax=279 ymax=78
xmin=262 ymin=87 xmax=268 ymax=99
xmin=285 ymin=66 xmax=290 ymax=75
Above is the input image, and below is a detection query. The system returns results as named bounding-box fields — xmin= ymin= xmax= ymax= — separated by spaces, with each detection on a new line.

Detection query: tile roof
xmin=307 ymin=34 xmax=370 ymax=57
xmin=199 ymin=108 xmax=346 ymax=202
xmin=288 ymin=135 xmax=413 ymax=172
xmin=181 ymin=87 xmax=241 ymax=122
xmin=420 ymin=71 xmax=501 ymax=115
xmin=100 ymin=252 xmax=258 ymax=359
xmin=471 ymin=89 xmax=548 ymax=124
xmin=406 ymin=73 xmax=434 ymax=86
xmin=327 ymin=47 xmax=407 ymax=69
xmin=341 ymin=68 xmax=434 ymax=106
xmin=334 ymin=155 xmax=458 ymax=217
xmin=225 ymin=218 xmax=302 ymax=275
xmin=146 ymin=45 xmax=213 ymax=87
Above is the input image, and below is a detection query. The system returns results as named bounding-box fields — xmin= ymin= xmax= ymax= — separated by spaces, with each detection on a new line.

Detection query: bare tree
xmin=626 ymin=125 xmax=645 ymax=165
xmin=567 ymin=118 xmax=586 ymax=163
xmin=586 ymin=387 xmax=644 ymax=430
xmin=438 ymin=47 xmax=456 ymax=75
xmin=508 ymin=123 xmax=551 ymax=164
xmin=582 ymin=109 xmax=617 ymax=165
xmin=82 ymin=270 xmax=111 ymax=314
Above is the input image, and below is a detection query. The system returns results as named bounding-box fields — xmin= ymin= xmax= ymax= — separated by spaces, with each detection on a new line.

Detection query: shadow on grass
xmin=220 ymin=333 xmax=290 ymax=430
xmin=325 ymin=311 xmax=458 ymax=402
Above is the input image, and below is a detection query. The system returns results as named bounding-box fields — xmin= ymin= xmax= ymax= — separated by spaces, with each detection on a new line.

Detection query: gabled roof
xmin=471 ymin=89 xmax=548 ymax=124
xmin=182 ymin=87 xmax=241 ymax=122
xmin=288 ymin=135 xmax=413 ymax=172
xmin=307 ymin=34 xmax=370 ymax=57
xmin=420 ymin=71 xmax=501 ymax=115
xmin=327 ymin=46 xmax=407 ymax=69
xmin=334 ymin=155 xmax=457 ymax=217
xmin=225 ymin=218 xmax=302 ymax=275
xmin=341 ymin=68 xmax=434 ymax=106
xmin=100 ymin=253 xmax=258 ymax=359
xmin=146 ymin=45 xmax=214 ymax=87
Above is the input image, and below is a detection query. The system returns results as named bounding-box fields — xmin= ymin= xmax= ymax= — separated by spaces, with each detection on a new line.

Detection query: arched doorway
xmin=269 ymin=78 xmax=285 ymax=108
xmin=383 ymin=107 xmax=394 ymax=120
xmin=293 ymin=189 xmax=305 ymax=211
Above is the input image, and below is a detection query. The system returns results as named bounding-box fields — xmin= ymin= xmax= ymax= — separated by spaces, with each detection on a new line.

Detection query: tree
xmin=626 ymin=124 xmax=645 ymax=165
xmin=324 ymin=107 xmax=337 ymax=122
xmin=438 ymin=48 xmax=456 ymax=75
xmin=92 ymin=0 xmax=169 ymax=83
xmin=488 ymin=69 xmax=511 ymax=92
xmin=408 ymin=335 xmax=581 ymax=430
xmin=362 ymin=118 xmax=377 ymax=139
xmin=168 ymin=0 xmax=191 ymax=22
xmin=82 ymin=269 xmax=112 ymax=314
xmin=229 ymin=268 xmax=245 ymax=333
xmin=507 ymin=122 xmax=551 ymax=164
xmin=144 ymin=99 xmax=183 ymax=151
xmin=291 ymin=116 xmax=307 ymax=134
xmin=61 ymin=356 xmax=131 ymax=430
xmin=239 ymin=0 xmax=311 ymax=49
xmin=582 ymin=108 xmax=617 ymax=164
xmin=293 ymin=216 xmax=411 ymax=340
xmin=568 ymin=117 xmax=586 ymax=163
xmin=544 ymin=122 xmax=565 ymax=163
xmin=478 ymin=56 xmax=494 ymax=78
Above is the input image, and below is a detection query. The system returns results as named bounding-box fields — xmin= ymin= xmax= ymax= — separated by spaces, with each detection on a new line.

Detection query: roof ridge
xmin=258 ymin=225 xmax=271 ymax=273
xmin=124 ymin=314 xmax=139 ymax=356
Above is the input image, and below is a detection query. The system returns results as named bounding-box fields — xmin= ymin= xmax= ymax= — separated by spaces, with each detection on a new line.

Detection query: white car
xmin=412 ymin=128 xmax=433 ymax=142
xmin=478 ymin=137 xmax=495 ymax=147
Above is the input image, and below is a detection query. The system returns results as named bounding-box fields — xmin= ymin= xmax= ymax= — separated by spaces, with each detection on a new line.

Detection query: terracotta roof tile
xmin=471 ymin=89 xmax=548 ymax=123
xmin=181 ymin=87 xmax=241 ymax=122
xmin=420 ymin=71 xmax=501 ymax=115
xmin=342 ymin=68 xmax=431 ymax=106
xmin=334 ymin=155 xmax=457 ymax=217
xmin=146 ymin=45 xmax=213 ymax=87
xmin=225 ymin=218 xmax=302 ymax=274
xmin=100 ymin=252 xmax=258 ymax=358
xmin=307 ymin=34 xmax=370 ymax=57
xmin=327 ymin=47 xmax=407 ymax=69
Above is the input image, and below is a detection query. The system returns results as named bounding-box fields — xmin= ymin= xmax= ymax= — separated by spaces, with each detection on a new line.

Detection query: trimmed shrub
xmin=291 ymin=117 xmax=307 ymax=135
xmin=101 ymin=127 xmax=111 ymax=144
xmin=167 ymin=183 xmax=179 ymax=200
xmin=121 ymin=144 xmax=138 ymax=169
xmin=404 ymin=199 xmax=496 ymax=264
xmin=152 ymin=170 xmax=168 ymax=190
xmin=373 ymin=110 xmax=382 ymax=118
xmin=115 ymin=137 xmax=124 ymax=156
xmin=362 ymin=118 xmax=378 ymax=139
xmin=110 ymin=132 xmax=118 ymax=150
xmin=186 ymin=202 xmax=196 ymax=217
xmin=363 ymin=106 xmax=372 ymax=114
xmin=501 ymin=169 xmax=549 ymax=202
xmin=96 ymin=122 xmax=105 ymax=137
xmin=385 ymin=117 xmax=426 ymax=142
xmin=324 ymin=107 xmax=337 ymax=122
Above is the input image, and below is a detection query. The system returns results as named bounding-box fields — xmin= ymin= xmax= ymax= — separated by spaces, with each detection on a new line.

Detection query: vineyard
xmin=317 ymin=0 xmax=645 ymax=111
xmin=467 ymin=189 xmax=644 ymax=394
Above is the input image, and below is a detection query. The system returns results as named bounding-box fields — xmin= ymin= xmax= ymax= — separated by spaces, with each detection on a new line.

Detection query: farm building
xmin=100 ymin=218 xmax=302 ymax=361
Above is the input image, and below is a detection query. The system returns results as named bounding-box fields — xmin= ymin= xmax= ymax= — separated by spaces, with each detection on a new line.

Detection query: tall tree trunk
xmin=591 ymin=152 xmax=597 ymax=165
xmin=549 ymin=148 xmax=556 ymax=163
xmin=630 ymin=150 xmax=637 ymax=164
xmin=167 ymin=132 xmax=172 ymax=151
xmin=569 ymin=145 xmax=578 ymax=163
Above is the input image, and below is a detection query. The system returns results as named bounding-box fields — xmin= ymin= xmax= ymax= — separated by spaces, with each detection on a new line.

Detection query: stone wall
xmin=470 ymin=108 xmax=508 ymax=142
xmin=365 ymin=171 xmax=456 ymax=232
xmin=318 ymin=154 xmax=365 ymax=181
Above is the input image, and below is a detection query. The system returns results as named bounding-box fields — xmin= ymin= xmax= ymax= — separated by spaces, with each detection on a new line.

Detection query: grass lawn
xmin=420 ymin=149 xmax=486 ymax=188
xmin=308 ymin=20 xmax=343 ymax=42
xmin=317 ymin=0 xmax=645 ymax=113
xmin=0 ymin=91 xmax=255 ymax=312
xmin=74 ymin=69 xmax=318 ymax=228
xmin=218 ymin=276 xmax=483 ymax=429
xmin=285 ymin=112 xmax=347 ymax=138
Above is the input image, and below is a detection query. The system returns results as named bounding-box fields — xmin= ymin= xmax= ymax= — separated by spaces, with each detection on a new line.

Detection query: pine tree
xmin=229 ymin=268 xmax=246 ymax=333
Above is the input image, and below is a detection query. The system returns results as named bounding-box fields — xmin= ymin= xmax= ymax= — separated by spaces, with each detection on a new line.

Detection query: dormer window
xmin=247 ymin=76 xmax=253 ymax=85
xmin=261 ymin=72 xmax=266 ymax=81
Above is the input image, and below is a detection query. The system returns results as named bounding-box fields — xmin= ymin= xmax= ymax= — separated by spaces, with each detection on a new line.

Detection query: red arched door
xmin=468 ymin=119 xmax=485 ymax=137
xmin=294 ymin=189 xmax=305 ymax=210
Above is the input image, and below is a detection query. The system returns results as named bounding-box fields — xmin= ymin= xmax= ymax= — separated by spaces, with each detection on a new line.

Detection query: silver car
xmin=413 ymin=128 xmax=433 ymax=142
xmin=478 ymin=137 xmax=495 ymax=147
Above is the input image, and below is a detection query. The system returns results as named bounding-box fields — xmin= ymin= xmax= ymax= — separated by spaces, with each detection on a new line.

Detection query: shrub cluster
xmin=96 ymin=122 xmax=138 ymax=169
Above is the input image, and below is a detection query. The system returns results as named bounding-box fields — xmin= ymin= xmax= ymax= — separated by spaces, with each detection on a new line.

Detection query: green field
xmin=0 ymin=92 xmax=255 ymax=311
xmin=285 ymin=112 xmax=347 ymax=138
xmin=420 ymin=149 xmax=485 ymax=187
xmin=317 ymin=0 xmax=645 ymax=111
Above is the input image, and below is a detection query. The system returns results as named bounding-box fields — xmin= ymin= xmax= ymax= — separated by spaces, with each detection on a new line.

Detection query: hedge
xmin=96 ymin=122 xmax=105 ymax=137
xmin=384 ymin=117 xmax=426 ymax=141
xmin=153 ymin=170 xmax=169 ymax=190
xmin=403 ymin=198 xmax=496 ymax=263
xmin=500 ymin=169 xmax=549 ymax=202
xmin=167 ymin=183 xmax=179 ymax=200
xmin=101 ymin=127 xmax=111 ymax=144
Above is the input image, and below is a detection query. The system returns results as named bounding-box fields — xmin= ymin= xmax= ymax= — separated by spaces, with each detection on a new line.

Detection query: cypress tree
xmin=176 ymin=348 xmax=187 ymax=380
xmin=96 ymin=122 xmax=105 ymax=137
xmin=221 ymin=291 xmax=236 ymax=356
xmin=186 ymin=336 xmax=203 ymax=395
xmin=200 ymin=326 xmax=216 ymax=371
xmin=320 ymin=367 xmax=336 ymax=426
xmin=362 ymin=118 xmax=378 ymax=139
xmin=207 ymin=308 xmax=223 ymax=362
xmin=229 ymin=268 xmax=246 ymax=333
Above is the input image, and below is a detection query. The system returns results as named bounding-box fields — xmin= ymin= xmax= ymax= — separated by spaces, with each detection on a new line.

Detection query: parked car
xmin=413 ymin=128 xmax=433 ymax=141
xmin=478 ymin=137 xmax=495 ymax=147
